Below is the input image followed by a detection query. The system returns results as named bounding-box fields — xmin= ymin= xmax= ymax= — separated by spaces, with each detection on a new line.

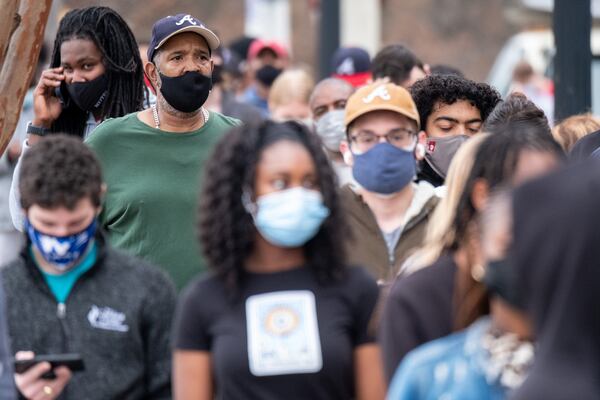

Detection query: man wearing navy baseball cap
xmin=86 ymin=13 xmax=240 ymax=291
xmin=331 ymin=47 xmax=372 ymax=88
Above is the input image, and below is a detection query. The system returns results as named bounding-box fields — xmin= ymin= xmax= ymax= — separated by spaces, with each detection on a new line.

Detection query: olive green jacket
xmin=341 ymin=182 xmax=440 ymax=283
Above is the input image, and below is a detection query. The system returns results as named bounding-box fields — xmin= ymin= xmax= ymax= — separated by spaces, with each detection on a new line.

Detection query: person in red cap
xmin=86 ymin=14 xmax=240 ymax=291
xmin=241 ymin=39 xmax=290 ymax=116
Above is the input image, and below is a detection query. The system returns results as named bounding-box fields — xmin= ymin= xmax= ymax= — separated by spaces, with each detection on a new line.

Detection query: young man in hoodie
xmin=410 ymin=74 xmax=501 ymax=187
xmin=340 ymin=82 xmax=439 ymax=282
xmin=3 ymin=135 xmax=175 ymax=400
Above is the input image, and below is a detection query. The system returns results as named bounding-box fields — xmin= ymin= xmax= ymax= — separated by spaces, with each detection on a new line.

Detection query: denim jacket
xmin=387 ymin=317 xmax=533 ymax=400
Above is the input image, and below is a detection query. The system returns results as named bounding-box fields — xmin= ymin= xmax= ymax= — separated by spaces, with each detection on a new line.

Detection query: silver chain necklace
xmin=151 ymin=104 xmax=209 ymax=129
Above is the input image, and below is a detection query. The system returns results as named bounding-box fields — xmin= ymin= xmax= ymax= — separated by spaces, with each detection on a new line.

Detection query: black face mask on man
xmin=158 ymin=71 xmax=212 ymax=113
xmin=66 ymin=74 xmax=109 ymax=112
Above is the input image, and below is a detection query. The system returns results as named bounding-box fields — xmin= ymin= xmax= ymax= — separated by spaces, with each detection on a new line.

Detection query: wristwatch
xmin=26 ymin=122 xmax=49 ymax=136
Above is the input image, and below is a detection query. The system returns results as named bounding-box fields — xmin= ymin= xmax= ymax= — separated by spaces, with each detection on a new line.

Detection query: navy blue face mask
xmin=351 ymin=142 xmax=416 ymax=194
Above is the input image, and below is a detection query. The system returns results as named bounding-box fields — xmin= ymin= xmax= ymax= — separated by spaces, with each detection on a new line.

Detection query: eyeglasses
xmin=349 ymin=128 xmax=416 ymax=152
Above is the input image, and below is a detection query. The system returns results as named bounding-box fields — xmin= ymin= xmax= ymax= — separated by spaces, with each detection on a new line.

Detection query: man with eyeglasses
xmin=339 ymin=82 xmax=439 ymax=282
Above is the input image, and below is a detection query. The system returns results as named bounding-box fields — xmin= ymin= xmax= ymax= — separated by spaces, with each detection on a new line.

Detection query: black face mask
xmin=211 ymin=64 xmax=224 ymax=85
xmin=484 ymin=258 xmax=524 ymax=309
xmin=66 ymin=74 xmax=109 ymax=112
xmin=158 ymin=71 xmax=212 ymax=113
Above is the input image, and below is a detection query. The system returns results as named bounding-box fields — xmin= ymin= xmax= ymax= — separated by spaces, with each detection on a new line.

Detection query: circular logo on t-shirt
xmin=264 ymin=307 xmax=299 ymax=336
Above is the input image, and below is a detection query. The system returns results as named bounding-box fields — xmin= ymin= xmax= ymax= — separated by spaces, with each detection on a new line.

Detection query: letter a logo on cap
xmin=363 ymin=85 xmax=391 ymax=104
xmin=176 ymin=14 xmax=197 ymax=26
xmin=337 ymin=57 xmax=356 ymax=75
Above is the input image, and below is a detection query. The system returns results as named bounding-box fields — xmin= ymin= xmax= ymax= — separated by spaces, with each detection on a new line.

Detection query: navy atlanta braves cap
xmin=148 ymin=13 xmax=220 ymax=62
xmin=332 ymin=47 xmax=371 ymax=76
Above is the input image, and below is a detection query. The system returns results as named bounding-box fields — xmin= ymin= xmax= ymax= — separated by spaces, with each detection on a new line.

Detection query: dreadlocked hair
xmin=199 ymin=120 xmax=348 ymax=299
xmin=49 ymin=6 xmax=144 ymax=137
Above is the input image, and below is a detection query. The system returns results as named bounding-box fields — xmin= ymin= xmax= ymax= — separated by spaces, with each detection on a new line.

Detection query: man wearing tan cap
xmin=86 ymin=14 xmax=240 ymax=290
xmin=339 ymin=82 xmax=439 ymax=282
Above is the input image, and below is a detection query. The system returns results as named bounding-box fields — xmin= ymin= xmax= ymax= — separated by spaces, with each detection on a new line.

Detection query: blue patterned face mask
xmin=25 ymin=219 xmax=97 ymax=271
xmin=243 ymin=187 xmax=330 ymax=248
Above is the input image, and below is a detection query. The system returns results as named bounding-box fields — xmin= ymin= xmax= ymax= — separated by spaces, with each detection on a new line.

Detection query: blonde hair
xmin=552 ymin=113 xmax=600 ymax=151
xmin=400 ymin=133 xmax=489 ymax=276
xmin=268 ymin=68 xmax=315 ymax=109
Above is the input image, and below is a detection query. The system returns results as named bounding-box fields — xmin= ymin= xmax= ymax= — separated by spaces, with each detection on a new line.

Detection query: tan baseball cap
xmin=344 ymin=82 xmax=420 ymax=129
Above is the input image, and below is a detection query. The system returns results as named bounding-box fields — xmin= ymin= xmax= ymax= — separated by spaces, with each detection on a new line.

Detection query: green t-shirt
xmin=86 ymin=111 xmax=239 ymax=290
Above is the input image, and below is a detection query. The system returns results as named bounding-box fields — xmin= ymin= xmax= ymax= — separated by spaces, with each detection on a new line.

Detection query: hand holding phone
xmin=32 ymin=67 xmax=66 ymax=128
xmin=14 ymin=351 xmax=75 ymax=400
xmin=14 ymin=353 xmax=85 ymax=375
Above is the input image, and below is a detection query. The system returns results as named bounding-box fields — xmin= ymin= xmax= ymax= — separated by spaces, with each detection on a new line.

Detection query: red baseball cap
xmin=247 ymin=39 xmax=288 ymax=61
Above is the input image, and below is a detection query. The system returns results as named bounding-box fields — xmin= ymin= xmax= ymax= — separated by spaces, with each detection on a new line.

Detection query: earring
xmin=471 ymin=263 xmax=485 ymax=282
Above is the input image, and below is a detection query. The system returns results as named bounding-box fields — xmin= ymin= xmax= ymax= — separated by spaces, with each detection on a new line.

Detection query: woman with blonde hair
xmin=268 ymin=68 xmax=315 ymax=123
xmin=399 ymin=134 xmax=487 ymax=277
xmin=552 ymin=113 xmax=600 ymax=152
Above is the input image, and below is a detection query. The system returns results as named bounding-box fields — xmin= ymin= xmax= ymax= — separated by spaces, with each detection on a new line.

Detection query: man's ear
xmin=471 ymin=178 xmax=489 ymax=212
xmin=415 ymin=130 xmax=427 ymax=160
xmin=144 ymin=61 xmax=160 ymax=91
xmin=339 ymin=140 xmax=353 ymax=166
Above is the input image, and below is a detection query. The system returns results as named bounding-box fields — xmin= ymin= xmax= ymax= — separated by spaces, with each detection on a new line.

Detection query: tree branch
xmin=0 ymin=0 xmax=52 ymax=156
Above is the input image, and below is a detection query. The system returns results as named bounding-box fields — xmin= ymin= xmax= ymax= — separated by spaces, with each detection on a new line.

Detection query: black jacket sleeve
xmin=378 ymin=279 xmax=426 ymax=383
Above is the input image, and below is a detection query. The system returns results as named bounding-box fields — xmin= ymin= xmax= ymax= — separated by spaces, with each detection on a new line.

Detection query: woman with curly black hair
xmin=410 ymin=74 xmax=501 ymax=187
xmin=173 ymin=120 xmax=385 ymax=400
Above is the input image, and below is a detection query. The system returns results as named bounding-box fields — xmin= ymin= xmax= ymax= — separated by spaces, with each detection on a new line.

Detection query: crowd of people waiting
xmin=0 ymin=5 xmax=598 ymax=400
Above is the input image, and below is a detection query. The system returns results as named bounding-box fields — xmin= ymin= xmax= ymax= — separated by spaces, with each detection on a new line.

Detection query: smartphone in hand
xmin=14 ymin=353 xmax=85 ymax=379
xmin=53 ymin=82 xmax=70 ymax=107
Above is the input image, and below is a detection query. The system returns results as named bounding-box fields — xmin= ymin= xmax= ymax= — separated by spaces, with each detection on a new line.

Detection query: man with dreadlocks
xmin=9 ymin=6 xmax=146 ymax=231
xmin=86 ymin=14 xmax=240 ymax=290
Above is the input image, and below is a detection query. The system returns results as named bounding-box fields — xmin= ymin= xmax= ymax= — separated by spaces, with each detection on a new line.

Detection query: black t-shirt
xmin=174 ymin=266 xmax=379 ymax=400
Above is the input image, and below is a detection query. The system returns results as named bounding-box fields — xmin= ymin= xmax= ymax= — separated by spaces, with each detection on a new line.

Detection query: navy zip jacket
xmin=2 ymin=232 xmax=176 ymax=399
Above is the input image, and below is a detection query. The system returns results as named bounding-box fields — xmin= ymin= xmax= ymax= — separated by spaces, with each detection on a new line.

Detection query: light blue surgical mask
xmin=243 ymin=187 xmax=330 ymax=248
xmin=25 ymin=218 xmax=97 ymax=271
